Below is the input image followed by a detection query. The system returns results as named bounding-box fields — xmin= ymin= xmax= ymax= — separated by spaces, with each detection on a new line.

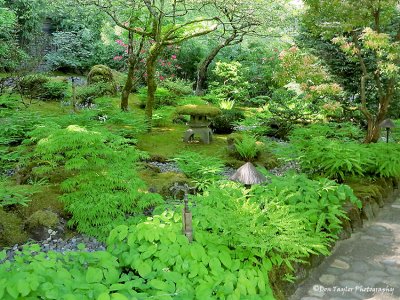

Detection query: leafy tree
xmin=194 ymin=0 xmax=293 ymax=95
xmin=0 ymin=1 xmax=28 ymax=71
xmin=79 ymin=0 xmax=218 ymax=125
xmin=303 ymin=0 xmax=400 ymax=143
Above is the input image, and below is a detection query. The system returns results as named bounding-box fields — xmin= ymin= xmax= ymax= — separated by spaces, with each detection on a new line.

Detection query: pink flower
xmin=159 ymin=75 xmax=165 ymax=81
xmin=171 ymin=55 xmax=177 ymax=60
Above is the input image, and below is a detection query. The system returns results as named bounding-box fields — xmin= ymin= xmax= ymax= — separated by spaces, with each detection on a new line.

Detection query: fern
xmin=32 ymin=125 xmax=162 ymax=239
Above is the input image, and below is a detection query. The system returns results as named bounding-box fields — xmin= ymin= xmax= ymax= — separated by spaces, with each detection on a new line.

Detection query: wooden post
xmin=71 ymin=77 xmax=77 ymax=112
xmin=182 ymin=193 xmax=193 ymax=242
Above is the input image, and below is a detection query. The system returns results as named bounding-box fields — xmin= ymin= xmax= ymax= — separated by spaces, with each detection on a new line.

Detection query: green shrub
xmin=0 ymin=111 xmax=40 ymax=145
xmin=160 ymin=78 xmax=193 ymax=95
xmin=210 ymin=109 xmax=245 ymax=134
xmin=32 ymin=125 xmax=163 ymax=239
xmin=242 ymin=96 xmax=269 ymax=108
xmin=193 ymin=183 xmax=332 ymax=259
xmin=0 ymin=245 xmax=123 ymax=299
xmin=234 ymin=134 xmax=260 ymax=161
xmin=290 ymin=123 xmax=364 ymax=142
xmin=0 ymin=178 xmax=36 ymax=207
xmin=367 ymin=143 xmax=400 ymax=178
xmin=172 ymin=151 xmax=224 ymax=191
xmin=108 ymin=211 xmax=276 ymax=299
xmin=251 ymin=174 xmax=361 ymax=237
xmin=41 ymin=81 xmax=68 ymax=100
xmin=138 ymin=87 xmax=176 ymax=108
xmin=17 ymin=74 xmax=48 ymax=99
xmin=76 ymin=82 xmax=116 ymax=104
xmin=15 ymin=74 xmax=68 ymax=101
xmin=287 ymin=134 xmax=400 ymax=181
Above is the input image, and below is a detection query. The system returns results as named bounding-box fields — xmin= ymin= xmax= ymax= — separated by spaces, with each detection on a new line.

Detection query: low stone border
xmin=269 ymin=177 xmax=399 ymax=300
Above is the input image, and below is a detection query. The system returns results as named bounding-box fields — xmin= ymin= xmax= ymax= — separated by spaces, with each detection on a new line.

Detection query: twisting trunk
xmin=121 ymin=33 xmax=146 ymax=111
xmin=195 ymin=33 xmax=239 ymax=96
xmin=120 ymin=59 xmax=135 ymax=111
xmin=195 ymin=44 xmax=225 ymax=95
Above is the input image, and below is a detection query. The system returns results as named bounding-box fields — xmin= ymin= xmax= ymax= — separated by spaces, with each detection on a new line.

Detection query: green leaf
xmin=86 ymin=267 xmax=103 ymax=283
xmin=6 ymin=284 xmax=18 ymax=299
xmin=98 ymin=292 xmax=111 ymax=300
xmin=17 ymin=280 xmax=30 ymax=297
xmin=218 ymin=251 xmax=232 ymax=269
xmin=137 ymin=261 xmax=152 ymax=278
xmin=149 ymin=279 xmax=168 ymax=291
xmin=111 ymin=293 xmax=129 ymax=300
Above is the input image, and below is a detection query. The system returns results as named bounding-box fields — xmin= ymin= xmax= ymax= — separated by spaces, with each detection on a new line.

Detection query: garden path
xmin=289 ymin=194 xmax=400 ymax=300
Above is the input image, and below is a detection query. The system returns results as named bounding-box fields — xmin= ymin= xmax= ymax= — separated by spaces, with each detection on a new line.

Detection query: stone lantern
xmin=176 ymin=105 xmax=221 ymax=144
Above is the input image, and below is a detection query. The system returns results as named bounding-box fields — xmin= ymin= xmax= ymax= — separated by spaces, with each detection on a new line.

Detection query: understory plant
xmin=251 ymin=174 xmax=361 ymax=238
xmin=31 ymin=125 xmax=162 ymax=239
xmin=172 ymin=151 xmax=224 ymax=191
xmin=286 ymin=134 xmax=400 ymax=181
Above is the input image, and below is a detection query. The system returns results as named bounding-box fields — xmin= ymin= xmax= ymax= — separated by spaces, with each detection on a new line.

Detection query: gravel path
xmin=2 ymin=231 xmax=106 ymax=262
xmin=289 ymin=194 xmax=400 ymax=300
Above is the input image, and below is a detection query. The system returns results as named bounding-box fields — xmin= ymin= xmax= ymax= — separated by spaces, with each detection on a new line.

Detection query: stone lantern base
xmin=183 ymin=127 xmax=213 ymax=144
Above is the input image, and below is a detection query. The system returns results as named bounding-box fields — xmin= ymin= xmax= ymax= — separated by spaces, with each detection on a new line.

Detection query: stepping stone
xmin=391 ymin=204 xmax=400 ymax=209
xmin=327 ymin=267 xmax=346 ymax=275
xmin=365 ymin=270 xmax=389 ymax=277
xmin=341 ymin=272 xmax=364 ymax=282
xmin=360 ymin=235 xmax=377 ymax=241
xmin=319 ymin=274 xmax=336 ymax=285
xmin=308 ymin=285 xmax=325 ymax=297
xmin=365 ymin=276 xmax=385 ymax=287
xmin=331 ymin=259 xmax=350 ymax=270
xmin=351 ymin=261 xmax=370 ymax=273
xmin=301 ymin=297 xmax=322 ymax=300
xmin=386 ymin=266 xmax=400 ymax=276
xmin=339 ymin=280 xmax=360 ymax=289
xmin=381 ymin=259 xmax=398 ymax=266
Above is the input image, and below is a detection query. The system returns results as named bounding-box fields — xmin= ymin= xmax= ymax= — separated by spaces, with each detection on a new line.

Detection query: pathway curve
xmin=289 ymin=195 xmax=400 ymax=300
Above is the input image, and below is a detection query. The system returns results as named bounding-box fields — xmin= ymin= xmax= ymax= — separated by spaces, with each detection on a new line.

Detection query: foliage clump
xmin=31 ymin=125 xmax=163 ymax=239
xmin=176 ymin=104 xmax=221 ymax=117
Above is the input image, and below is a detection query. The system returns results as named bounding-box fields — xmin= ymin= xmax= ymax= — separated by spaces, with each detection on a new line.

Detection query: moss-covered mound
xmin=176 ymin=105 xmax=221 ymax=117
xmin=88 ymin=65 xmax=114 ymax=84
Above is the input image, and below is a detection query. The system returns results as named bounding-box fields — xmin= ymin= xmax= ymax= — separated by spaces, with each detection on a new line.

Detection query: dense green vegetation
xmin=0 ymin=0 xmax=399 ymax=299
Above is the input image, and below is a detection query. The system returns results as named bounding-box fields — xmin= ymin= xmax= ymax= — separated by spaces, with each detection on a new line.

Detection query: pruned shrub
xmin=210 ymin=109 xmax=245 ymax=134
xmin=138 ymin=87 xmax=176 ymax=108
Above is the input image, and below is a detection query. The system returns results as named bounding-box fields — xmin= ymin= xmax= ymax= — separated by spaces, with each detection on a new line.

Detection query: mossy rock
xmin=139 ymin=169 xmax=191 ymax=199
xmin=25 ymin=210 xmax=60 ymax=241
xmin=0 ymin=208 xmax=28 ymax=248
xmin=26 ymin=210 xmax=59 ymax=229
xmin=176 ymin=105 xmax=221 ymax=117
xmin=87 ymin=64 xmax=117 ymax=94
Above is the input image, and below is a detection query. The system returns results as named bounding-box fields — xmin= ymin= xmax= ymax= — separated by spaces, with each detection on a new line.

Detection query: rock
xmin=331 ymin=259 xmax=350 ymax=270
xmin=351 ymin=261 xmax=370 ymax=273
xmin=308 ymin=285 xmax=325 ymax=297
xmin=381 ymin=259 xmax=398 ymax=266
xmin=319 ymin=274 xmax=336 ymax=285
xmin=365 ymin=270 xmax=389 ymax=277
xmin=386 ymin=266 xmax=400 ymax=276
xmin=341 ymin=272 xmax=364 ymax=282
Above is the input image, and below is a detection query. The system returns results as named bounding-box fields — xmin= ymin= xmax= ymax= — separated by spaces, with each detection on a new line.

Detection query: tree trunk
xmin=120 ymin=58 xmax=135 ymax=111
xmin=145 ymin=47 xmax=161 ymax=130
xmin=195 ymin=44 xmax=227 ymax=96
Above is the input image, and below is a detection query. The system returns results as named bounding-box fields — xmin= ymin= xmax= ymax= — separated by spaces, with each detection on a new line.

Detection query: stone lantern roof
xmin=230 ymin=162 xmax=267 ymax=185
